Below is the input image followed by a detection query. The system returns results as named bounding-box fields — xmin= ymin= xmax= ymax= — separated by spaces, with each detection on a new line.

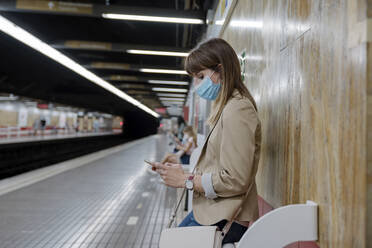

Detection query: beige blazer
xmin=193 ymin=90 xmax=262 ymax=225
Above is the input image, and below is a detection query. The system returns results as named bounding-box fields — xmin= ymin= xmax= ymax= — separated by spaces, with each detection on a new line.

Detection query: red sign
xmin=155 ymin=108 xmax=167 ymax=114
xmin=183 ymin=106 xmax=189 ymax=122
xmin=37 ymin=104 xmax=48 ymax=109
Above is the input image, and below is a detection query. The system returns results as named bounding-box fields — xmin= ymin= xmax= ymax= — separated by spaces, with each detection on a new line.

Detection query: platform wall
xmin=367 ymin=3 xmax=372 ymax=247
xmin=221 ymin=0 xmax=369 ymax=247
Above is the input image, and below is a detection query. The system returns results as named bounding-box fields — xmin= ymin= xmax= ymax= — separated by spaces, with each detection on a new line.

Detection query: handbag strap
xmin=167 ymin=186 xmax=188 ymax=228
xmin=167 ymin=114 xmax=222 ymax=228
xmin=220 ymin=184 xmax=252 ymax=236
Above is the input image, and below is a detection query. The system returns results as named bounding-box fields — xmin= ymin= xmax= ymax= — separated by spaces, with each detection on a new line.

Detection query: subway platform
xmin=0 ymin=135 xmax=175 ymax=248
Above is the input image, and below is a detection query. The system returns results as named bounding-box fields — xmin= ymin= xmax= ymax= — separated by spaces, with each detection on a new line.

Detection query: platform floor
xmin=0 ymin=135 xmax=176 ymax=248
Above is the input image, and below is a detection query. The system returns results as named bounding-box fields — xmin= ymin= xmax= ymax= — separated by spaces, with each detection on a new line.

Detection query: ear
xmin=215 ymin=64 xmax=223 ymax=73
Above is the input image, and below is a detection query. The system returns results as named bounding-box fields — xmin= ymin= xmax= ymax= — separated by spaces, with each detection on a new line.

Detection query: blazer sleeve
xmin=211 ymin=99 xmax=258 ymax=198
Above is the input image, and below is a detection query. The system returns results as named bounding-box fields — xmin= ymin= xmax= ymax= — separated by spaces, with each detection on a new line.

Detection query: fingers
xmin=157 ymin=168 xmax=166 ymax=176
xmin=153 ymin=162 xmax=182 ymax=180
xmin=155 ymin=162 xmax=174 ymax=169
xmin=165 ymin=162 xmax=182 ymax=169
xmin=154 ymin=162 xmax=165 ymax=170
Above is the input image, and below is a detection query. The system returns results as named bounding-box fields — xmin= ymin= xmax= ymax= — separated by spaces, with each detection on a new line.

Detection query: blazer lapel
xmin=194 ymin=113 xmax=222 ymax=168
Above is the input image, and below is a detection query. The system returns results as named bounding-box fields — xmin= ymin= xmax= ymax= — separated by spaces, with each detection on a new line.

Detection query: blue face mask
xmin=195 ymin=71 xmax=221 ymax=100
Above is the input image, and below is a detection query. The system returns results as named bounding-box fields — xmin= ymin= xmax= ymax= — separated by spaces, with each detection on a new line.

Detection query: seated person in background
xmin=169 ymin=130 xmax=182 ymax=152
xmin=175 ymin=126 xmax=197 ymax=164
xmin=162 ymin=126 xmax=198 ymax=165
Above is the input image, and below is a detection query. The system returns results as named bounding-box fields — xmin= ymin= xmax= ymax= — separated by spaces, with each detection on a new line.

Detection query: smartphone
xmin=144 ymin=160 xmax=156 ymax=171
xmin=144 ymin=160 xmax=153 ymax=165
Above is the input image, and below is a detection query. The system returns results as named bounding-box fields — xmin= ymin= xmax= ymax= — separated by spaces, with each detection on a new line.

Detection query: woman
xmin=152 ymin=38 xmax=261 ymax=244
xmin=176 ymin=126 xmax=197 ymax=164
xmin=162 ymin=126 xmax=197 ymax=164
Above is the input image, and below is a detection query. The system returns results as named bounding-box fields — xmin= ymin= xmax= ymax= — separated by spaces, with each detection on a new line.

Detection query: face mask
xmin=195 ymin=71 xmax=221 ymax=100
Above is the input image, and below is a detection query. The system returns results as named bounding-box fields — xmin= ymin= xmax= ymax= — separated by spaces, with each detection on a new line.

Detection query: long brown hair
xmin=183 ymin=126 xmax=197 ymax=147
xmin=185 ymin=38 xmax=257 ymax=125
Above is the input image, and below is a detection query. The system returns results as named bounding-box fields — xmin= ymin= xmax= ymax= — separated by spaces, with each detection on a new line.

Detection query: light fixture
xmin=102 ymin=13 xmax=204 ymax=24
xmin=140 ymin=68 xmax=187 ymax=75
xmin=162 ymin=102 xmax=184 ymax=106
xmin=0 ymin=94 xmax=18 ymax=101
xmin=152 ymin=88 xmax=188 ymax=93
xmin=162 ymin=100 xmax=184 ymax=104
xmin=127 ymin=49 xmax=189 ymax=57
xmin=0 ymin=15 xmax=159 ymax=118
xmin=156 ymin=93 xmax=186 ymax=97
xmin=159 ymin=97 xmax=185 ymax=101
xmin=230 ymin=20 xmax=263 ymax=29
xmin=246 ymin=55 xmax=263 ymax=61
xmin=148 ymin=80 xmax=189 ymax=85
xmin=238 ymin=55 xmax=263 ymax=61
xmin=215 ymin=19 xmax=225 ymax=25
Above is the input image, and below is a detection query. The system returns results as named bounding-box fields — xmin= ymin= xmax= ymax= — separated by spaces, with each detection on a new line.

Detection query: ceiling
xmin=0 ymin=0 xmax=214 ymax=118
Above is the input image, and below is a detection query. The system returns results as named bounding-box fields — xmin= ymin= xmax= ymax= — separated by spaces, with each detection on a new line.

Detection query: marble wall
xmin=367 ymin=16 xmax=372 ymax=248
xmin=367 ymin=2 xmax=372 ymax=246
xmin=221 ymin=0 xmax=369 ymax=247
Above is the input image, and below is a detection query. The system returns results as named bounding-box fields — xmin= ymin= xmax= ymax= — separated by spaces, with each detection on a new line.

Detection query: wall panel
xmin=0 ymin=110 xmax=17 ymax=126
xmin=221 ymin=0 xmax=368 ymax=247
xmin=367 ymin=39 xmax=372 ymax=248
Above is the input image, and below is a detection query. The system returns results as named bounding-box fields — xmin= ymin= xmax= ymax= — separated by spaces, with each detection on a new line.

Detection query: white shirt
xmin=185 ymin=137 xmax=196 ymax=155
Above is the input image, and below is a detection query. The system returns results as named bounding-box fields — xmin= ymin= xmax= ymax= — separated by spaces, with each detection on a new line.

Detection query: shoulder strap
xmin=221 ymin=182 xmax=254 ymax=235
xmin=167 ymin=113 xmax=223 ymax=228
xmin=167 ymin=187 xmax=187 ymax=228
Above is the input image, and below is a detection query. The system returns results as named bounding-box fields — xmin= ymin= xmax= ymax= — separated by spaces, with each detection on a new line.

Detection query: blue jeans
xmin=178 ymin=211 xmax=202 ymax=227
xmin=180 ymin=154 xmax=190 ymax=164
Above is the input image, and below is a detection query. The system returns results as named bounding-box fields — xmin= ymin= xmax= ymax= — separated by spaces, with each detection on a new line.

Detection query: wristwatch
xmin=185 ymin=175 xmax=195 ymax=190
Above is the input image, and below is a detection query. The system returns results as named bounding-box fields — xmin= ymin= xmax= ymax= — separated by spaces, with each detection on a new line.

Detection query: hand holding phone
xmin=144 ymin=160 xmax=156 ymax=171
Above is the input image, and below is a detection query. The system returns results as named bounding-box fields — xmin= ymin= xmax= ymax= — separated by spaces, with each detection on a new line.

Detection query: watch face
xmin=186 ymin=180 xmax=193 ymax=190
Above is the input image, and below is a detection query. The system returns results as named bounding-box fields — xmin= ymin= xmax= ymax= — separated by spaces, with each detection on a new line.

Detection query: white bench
xmin=223 ymin=200 xmax=318 ymax=248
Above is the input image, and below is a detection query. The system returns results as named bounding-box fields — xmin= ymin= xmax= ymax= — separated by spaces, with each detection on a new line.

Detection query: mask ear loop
xmin=209 ymin=70 xmax=220 ymax=84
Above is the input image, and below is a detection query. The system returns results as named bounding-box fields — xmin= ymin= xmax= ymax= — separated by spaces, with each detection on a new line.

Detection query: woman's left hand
xmin=153 ymin=162 xmax=187 ymax=188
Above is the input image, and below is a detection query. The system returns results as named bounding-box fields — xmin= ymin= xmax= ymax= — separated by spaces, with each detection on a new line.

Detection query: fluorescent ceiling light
xmin=127 ymin=49 xmax=189 ymax=57
xmin=246 ymin=55 xmax=263 ymax=61
xmin=140 ymin=68 xmax=187 ymax=75
xmin=238 ymin=54 xmax=263 ymax=61
xmin=152 ymin=88 xmax=188 ymax=93
xmin=162 ymin=100 xmax=184 ymax=104
xmin=159 ymin=97 xmax=185 ymax=101
xmin=102 ymin=13 xmax=204 ymax=24
xmin=148 ymin=80 xmax=189 ymax=85
xmin=215 ymin=19 xmax=225 ymax=25
xmin=0 ymin=95 xmax=18 ymax=101
xmin=157 ymin=93 xmax=186 ymax=97
xmin=162 ymin=102 xmax=184 ymax=105
xmin=0 ymin=15 xmax=159 ymax=118
xmin=230 ymin=20 xmax=263 ymax=29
